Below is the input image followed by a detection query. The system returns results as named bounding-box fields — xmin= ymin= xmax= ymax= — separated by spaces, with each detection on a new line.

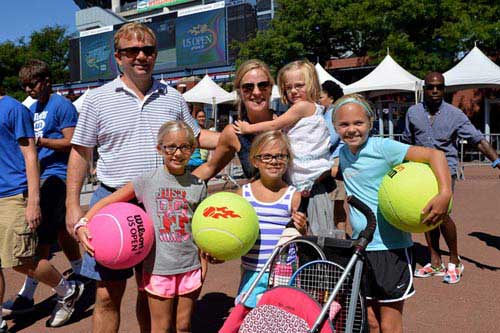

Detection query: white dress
xmin=285 ymin=104 xmax=333 ymax=191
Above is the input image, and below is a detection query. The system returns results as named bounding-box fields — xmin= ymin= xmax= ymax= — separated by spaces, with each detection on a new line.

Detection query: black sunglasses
xmin=117 ymin=46 xmax=156 ymax=58
xmin=21 ymin=78 xmax=42 ymax=90
xmin=424 ymin=84 xmax=445 ymax=90
xmin=241 ymin=81 xmax=271 ymax=93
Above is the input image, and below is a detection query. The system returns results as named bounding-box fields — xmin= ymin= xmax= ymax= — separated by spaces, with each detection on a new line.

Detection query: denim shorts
xmin=236 ymin=268 xmax=269 ymax=308
xmin=79 ymin=185 xmax=134 ymax=281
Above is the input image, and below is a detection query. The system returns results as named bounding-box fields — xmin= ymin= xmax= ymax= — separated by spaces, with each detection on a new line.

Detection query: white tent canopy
xmin=22 ymin=96 xmax=36 ymax=108
xmin=182 ymin=74 xmax=234 ymax=104
xmin=443 ymin=46 xmax=500 ymax=90
xmin=343 ymin=54 xmax=422 ymax=95
xmin=315 ymin=63 xmax=346 ymax=88
xmin=72 ymin=89 xmax=90 ymax=113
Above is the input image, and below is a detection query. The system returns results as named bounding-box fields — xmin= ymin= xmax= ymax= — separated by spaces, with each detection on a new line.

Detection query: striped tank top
xmin=241 ymin=183 xmax=296 ymax=271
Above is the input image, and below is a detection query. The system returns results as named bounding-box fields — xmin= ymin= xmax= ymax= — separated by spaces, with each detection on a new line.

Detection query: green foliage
xmin=236 ymin=0 xmax=500 ymax=78
xmin=0 ymin=25 xmax=70 ymax=101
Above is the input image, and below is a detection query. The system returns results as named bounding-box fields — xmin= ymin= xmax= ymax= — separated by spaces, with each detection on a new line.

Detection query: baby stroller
xmin=220 ymin=196 xmax=376 ymax=333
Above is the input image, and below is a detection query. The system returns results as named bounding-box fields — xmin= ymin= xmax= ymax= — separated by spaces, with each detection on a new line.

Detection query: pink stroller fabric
xmin=239 ymin=286 xmax=333 ymax=333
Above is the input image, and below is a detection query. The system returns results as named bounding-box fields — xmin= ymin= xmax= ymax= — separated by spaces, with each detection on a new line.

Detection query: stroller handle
xmin=346 ymin=195 xmax=377 ymax=251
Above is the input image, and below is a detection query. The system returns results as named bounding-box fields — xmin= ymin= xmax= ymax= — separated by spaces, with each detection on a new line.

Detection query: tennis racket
xmin=268 ymin=238 xmax=326 ymax=288
xmin=288 ymin=259 xmax=366 ymax=333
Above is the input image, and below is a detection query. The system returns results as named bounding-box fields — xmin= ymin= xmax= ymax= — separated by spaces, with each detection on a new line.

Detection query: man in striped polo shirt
xmin=65 ymin=23 xmax=219 ymax=333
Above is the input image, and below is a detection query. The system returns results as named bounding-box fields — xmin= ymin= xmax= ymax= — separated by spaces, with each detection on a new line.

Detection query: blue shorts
xmin=80 ymin=185 xmax=134 ymax=281
xmin=236 ymin=268 xmax=269 ymax=308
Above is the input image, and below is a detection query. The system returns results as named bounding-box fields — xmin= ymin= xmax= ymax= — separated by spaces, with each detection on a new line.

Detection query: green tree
xmin=0 ymin=25 xmax=70 ymax=101
xmin=236 ymin=0 xmax=500 ymax=77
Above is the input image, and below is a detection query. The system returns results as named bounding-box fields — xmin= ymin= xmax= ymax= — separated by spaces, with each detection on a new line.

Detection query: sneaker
xmin=0 ymin=320 xmax=7 ymax=333
xmin=414 ymin=263 xmax=446 ymax=278
xmin=2 ymin=295 xmax=35 ymax=316
xmin=443 ymin=261 xmax=464 ymax=284
xmin=46 ymin=281 xmax=85 ymax=327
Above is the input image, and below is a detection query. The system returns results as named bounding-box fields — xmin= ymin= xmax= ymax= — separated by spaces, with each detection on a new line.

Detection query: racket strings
xmin=290 ymin=262 xmax=364 ymax=333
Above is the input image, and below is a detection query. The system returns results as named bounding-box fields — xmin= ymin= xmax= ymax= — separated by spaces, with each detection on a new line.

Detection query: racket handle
xmin=285 ymin=193 xmax=310 ymax=228
xmin=329 ymin=301 xmax=342 ymax=321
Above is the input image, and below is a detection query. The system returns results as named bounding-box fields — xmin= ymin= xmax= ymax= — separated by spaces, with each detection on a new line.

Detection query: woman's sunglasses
xmin=241 ymin=81 xmax=271 ymax=93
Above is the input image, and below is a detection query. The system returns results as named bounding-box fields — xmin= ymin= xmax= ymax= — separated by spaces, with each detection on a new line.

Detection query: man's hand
xmin=76 ymin=226 xmax=95 ymax=256
xmin=25 ymin=203 xmax=41 ymax=229
xmin=66 ymin=204 xmax=85 ymax=240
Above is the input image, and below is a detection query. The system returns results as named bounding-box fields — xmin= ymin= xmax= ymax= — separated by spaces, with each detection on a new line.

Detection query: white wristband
xmin=74 ymin=217 xmax=89 ymax=237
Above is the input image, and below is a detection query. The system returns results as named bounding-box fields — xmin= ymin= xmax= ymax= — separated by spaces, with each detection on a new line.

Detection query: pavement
xmin=2 ymin=166 xmax=499 ymax=332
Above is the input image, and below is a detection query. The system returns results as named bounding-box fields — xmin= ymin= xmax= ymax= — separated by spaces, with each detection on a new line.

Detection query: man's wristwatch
xmin=74 ymin=217 xmax=89 ymax=236
xmin=492 ymin=158 xmax=500 ymax=168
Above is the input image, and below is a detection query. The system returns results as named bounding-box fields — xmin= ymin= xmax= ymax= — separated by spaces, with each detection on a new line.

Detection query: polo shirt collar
xmin=423 ymin=100 xmax=444 ymax=114
xmin=113 ymin=76 xmax=168 ymax=96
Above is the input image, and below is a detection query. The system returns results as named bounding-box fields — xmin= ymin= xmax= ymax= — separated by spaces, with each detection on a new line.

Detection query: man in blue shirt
xmin=402 ymin=72 xmax=500 ymax=284
xmin=2 ymin=60 xmax=84 ymax=327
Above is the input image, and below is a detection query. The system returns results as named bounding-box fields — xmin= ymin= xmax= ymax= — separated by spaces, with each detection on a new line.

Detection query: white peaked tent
xmin=183 ymin=75 xmax=234 ymax=129
xmin=315 ymin=63 xmax=346 ymax=88
xmin=443 ymin=46 xmax=500 ymax=90
xmin=183 ymin=74 xmax=234 ymax=104
xmin=343 ymin=54 xmax=422 ymax=98
xmin=72 ymin=89 xmax=90 ymax=113
xmin=22 ymin=96 xmax=36 ymax=108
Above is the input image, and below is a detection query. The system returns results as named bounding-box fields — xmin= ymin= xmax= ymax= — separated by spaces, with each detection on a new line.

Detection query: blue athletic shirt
xmin=0 ymin=96 xmax=35 ymax=197
xmin=339 ymin=136 xmax=413 ymax=251
xmin=30 ymin=94 xmax=78 ymax=179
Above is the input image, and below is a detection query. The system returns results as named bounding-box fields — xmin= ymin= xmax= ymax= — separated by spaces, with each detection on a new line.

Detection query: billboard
xmin=175 ymin=8 xmax=226 ymax=68
xmin=80 ymin=27 xmax=118 ymax=82
xmin=137 ymin=0 xmax=195 ymax=13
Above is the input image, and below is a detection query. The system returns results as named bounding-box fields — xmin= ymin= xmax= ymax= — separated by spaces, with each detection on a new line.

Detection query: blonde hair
xmin=114 ymin=22 xmax=157 ymax=51
xmin=157 ymin=121 xmax=196 ymax=146
xmin=331 ymin=94 xmax=375 ymax=123
xmin=249 ymin=131 xmax=293 ymax=170
xmin=277 ymin=60 xmax=320 ymax=105
xmin=234 ymin=59 xmax=275 ymax=119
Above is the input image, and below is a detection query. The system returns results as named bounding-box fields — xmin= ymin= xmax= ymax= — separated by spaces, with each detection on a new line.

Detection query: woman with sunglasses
xmin=193 ymin=59 xmax=276 ymax=181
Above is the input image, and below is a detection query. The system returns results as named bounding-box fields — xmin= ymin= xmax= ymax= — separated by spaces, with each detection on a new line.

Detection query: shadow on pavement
xmin=469 ymin=231 xmax=500 ymax=251
xmin=192 ymin=292 xmax=235 ymax=333
xmin=7 ymin=281 xmax=95 ymax=332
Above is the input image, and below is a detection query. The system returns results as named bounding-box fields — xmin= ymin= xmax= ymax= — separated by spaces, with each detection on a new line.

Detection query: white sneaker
xmin=47 ymin=281 xmax=85 ymax=327
xmin=0 ymin=319 xmax=8 ymax=333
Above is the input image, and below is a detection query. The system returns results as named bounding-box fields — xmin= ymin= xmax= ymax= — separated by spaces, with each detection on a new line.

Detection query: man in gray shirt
xmin=402 ymin=72 xmax=500 ymax=284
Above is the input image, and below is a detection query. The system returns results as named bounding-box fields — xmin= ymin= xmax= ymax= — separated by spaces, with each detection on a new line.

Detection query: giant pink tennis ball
xmin=192 ymin=192 xmax=259 ymax=261
xmin=88 ymin=202 xmax=154 ymax=269
xmin=378 ymin=162 xmax=452 ymax=233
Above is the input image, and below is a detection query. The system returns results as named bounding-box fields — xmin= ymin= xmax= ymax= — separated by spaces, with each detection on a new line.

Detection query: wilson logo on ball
xmin=203 ymin=206 xmax=241 ymax=219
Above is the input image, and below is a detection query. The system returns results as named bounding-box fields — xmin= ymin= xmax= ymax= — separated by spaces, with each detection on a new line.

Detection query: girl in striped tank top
xmin=235 ymin=130 xmax=307 ymax=308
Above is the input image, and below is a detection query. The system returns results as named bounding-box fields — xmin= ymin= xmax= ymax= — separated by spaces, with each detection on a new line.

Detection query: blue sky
xmin=0 ymin=0 xmax=80 ymax=43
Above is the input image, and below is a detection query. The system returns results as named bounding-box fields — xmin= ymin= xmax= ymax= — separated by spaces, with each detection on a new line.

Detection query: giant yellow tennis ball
xmin=378 ymin=162 xmax=452 ymax=233
xmin=192 ymin=192 xmax=259 ymax=261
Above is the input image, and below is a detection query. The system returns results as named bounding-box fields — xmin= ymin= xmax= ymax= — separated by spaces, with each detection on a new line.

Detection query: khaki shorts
xmin=330 ymin=179 xmax=346 ymax=201
xmin=0 ymin=193 xmax=38 ymax=268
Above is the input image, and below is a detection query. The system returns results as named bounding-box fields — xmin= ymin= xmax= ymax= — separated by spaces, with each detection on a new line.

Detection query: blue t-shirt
xmin=0 ymin=96 xmax=35 ymax=197
xmin=339 ymin=136 xmax=412 ymax=251
xmin=323 ymin=105 xmax=344 ymax=158
xmin=30 ymin=94 xmax=78 ymax=179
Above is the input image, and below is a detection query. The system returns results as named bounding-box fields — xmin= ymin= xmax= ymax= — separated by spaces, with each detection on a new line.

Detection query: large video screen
xmin=149 ymin=15 xmax=177 ymax=72
xmin=80 ymin=29 xmax=118 ymax=82
xmin=175 ymin=8 xmax=226 ymax=68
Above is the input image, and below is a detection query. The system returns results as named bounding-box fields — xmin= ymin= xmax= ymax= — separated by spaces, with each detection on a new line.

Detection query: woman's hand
xmin=201 ymin=252 xmax=225 ymax=265
xmin=292 ymin=210 xmax=307 ymax=234
xmin=77 ymin=226 xmax=95 ymax=256
xmin=233 ymin=120 xmax=250 ymax=134
xmin=421 ymin=191 xmax=452 ymax=226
